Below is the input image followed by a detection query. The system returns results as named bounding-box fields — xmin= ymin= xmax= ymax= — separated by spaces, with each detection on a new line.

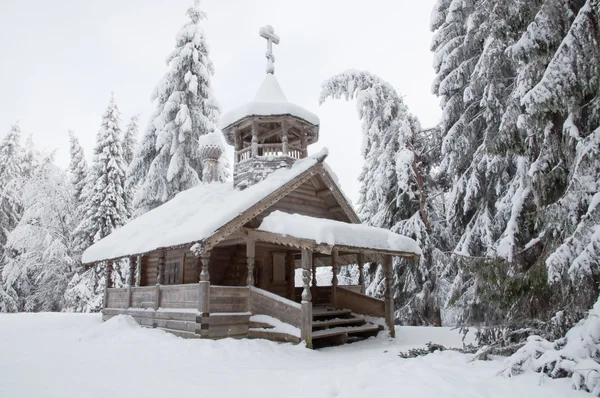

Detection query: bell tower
xmin=220 ymin=25 xmax=320 ymax=189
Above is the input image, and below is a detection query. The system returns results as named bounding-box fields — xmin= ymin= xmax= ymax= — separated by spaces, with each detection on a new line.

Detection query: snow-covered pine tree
xmin=1 ymin=162 xmax=76 ymax=312
xmin=0 ymin=124 xmax=23 ymax=263
xmin=65 ymin=93 xmax=129 ymax=312
xmin=67 ymin=131 xmax=89 ymax=204
xmin=128 ymin=0 xmax=221 ymax=216
xmin=122 ymin=115 xmax=139 ymax=167
xmin=320 ymin=71 xmax=443 ymax=325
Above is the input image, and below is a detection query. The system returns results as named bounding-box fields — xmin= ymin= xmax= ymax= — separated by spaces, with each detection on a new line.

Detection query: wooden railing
xmin=210 ymin=286 xmax=250 ymax=313
xmin=250 ymin=287 xmax=302 ymax=328
xmin=235 ymin=143 xmax=303 ymax=163
xmin=105 ymin=283 xmax=206 ymax=311
xmin=332 ymin=286 xmax=385 ymax=318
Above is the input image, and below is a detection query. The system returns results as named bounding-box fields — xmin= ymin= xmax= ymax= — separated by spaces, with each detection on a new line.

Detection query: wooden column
xmin=246 ymin=239 xmax=256 ymax=286
xmin=251 ymin=122 xmax=259 ymax=157
xmin=155 ymin=249 xmax=166 ymax=310
xmin=383 ymin=254 xmax=395 ymax=338
xmin=103 ymin=260 xmax=114 ymax=309
xmin=300 ymin=127 xmax=308 ymax=158
xmin=311 ymin=252 xmax=318 ymax=301
xmin=331 ymin=249 xmax=339 ymax=308
xmin=282 ymin=121 xmax=288 ymax=156
xmin=200 ymin=251 xmax=210 ymax=282
xmin=135 ymin=256 xmax=141 ymax=287
xmin=357 ymin=252 xmax=365 ymax=294
xmin=126 ymin=256 xmax=136 ymax=309
xmin=301 ymin=248 xmax=313 ymax=348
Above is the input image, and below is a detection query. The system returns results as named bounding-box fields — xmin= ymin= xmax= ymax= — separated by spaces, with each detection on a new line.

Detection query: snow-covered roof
xmin=81 ymin=150 xmax=329 ymax=264
xmin=219 ymin=74 xmax=320 ymax=130
xmin=257 ymin=211 xmax=422 ymax=256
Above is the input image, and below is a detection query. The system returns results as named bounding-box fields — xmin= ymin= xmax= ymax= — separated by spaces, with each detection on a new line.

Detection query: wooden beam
xmin=316 ymin=189 xmax=332 ymax=198
xmin=357 ymin=253 xmax=365 ymax=294
xmin=243 ymin=228 xmax=333 ymax=255
xmin=329 ymin=206 xmax=343 ymax=213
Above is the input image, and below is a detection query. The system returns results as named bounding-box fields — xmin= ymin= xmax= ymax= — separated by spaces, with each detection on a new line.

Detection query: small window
xmin=164 ymin=262 xmax=180 ymax=285
xmin=272 ymin=253 xmax=286 ymax=282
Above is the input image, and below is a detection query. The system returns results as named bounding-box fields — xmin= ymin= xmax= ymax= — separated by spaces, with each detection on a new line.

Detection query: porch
xmin=102 ymin=236 xmax=400 ymax=348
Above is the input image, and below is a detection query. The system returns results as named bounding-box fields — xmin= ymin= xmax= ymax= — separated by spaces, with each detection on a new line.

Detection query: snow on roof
xmin=219 ymin=74 xmax=320 ymax=129
xmin=81 ymin=150 xmax=328 ymax=264
xmin=257 ymin=211 xmax=422 ymax=256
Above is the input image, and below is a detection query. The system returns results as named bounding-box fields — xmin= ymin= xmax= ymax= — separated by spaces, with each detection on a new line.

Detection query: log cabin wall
xmin=139 ymin=246 xmax=236 ymax=286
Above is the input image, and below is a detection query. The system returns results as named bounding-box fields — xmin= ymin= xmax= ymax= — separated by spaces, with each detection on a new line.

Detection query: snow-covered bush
xmin=501 ymin=296 xmax=600 ymax=395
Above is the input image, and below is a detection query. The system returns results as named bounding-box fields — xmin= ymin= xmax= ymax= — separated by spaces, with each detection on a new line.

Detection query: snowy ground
xmin=0 ymin=313 xmax=585 ymax=398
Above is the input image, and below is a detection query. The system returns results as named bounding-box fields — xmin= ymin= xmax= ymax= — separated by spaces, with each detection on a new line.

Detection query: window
xmin=272 ymin=253 xmax=286 ymax=282
xmin=164 ymin=262 xmax=180 ymax=285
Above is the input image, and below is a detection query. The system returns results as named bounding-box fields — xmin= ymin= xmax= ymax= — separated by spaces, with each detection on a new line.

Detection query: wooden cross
xmin=259 ymin=25 xmax=280 ymax=74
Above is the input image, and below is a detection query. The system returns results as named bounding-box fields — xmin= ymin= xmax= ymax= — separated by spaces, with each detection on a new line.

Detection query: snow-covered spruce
xmin=128 ymin=0 xmax=223 ymax=216
xmin=319 ymin=71 xmax=444 ymax=325
xmin=66 ymin=93 xmax=129 ymax=312
xmin=0 ymin=124 xmax=24 ymax=264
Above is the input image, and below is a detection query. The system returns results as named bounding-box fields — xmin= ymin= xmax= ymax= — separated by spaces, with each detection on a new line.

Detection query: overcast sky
xmin=0 ymin=0 xmax=440 ymax=204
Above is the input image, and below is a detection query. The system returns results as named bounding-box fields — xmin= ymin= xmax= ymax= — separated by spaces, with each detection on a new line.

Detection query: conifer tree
xmin=122 ymin=115 xmax=139 ymax=167
xmin=0 ymin=124 xmax=23 ymax=263
xmin=67 ymin=131 xmax=89 ymax=204
xmin=320 ymin=71 xmax=443 ymax=325
xmin=66 ymin=94 xmax=129 ymax=312
xmin=128 ymin=0 xmax=221 ymax=215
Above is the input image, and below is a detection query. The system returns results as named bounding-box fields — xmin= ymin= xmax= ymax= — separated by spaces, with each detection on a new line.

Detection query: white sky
xmin=0 ymin=0 xmax=440 ymax=204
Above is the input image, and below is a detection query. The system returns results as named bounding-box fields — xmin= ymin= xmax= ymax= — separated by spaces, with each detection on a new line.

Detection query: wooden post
xmin=251 ymin=122 xmax=259 ymax=157
xmin=200 ymin=251 xmax=210 ymax=282
xmin=311 ymin=252 xmax=318 ymax=302
xmin=198 ymin=280 xmax=210 ymax=337
xmin=357 ymin=252 xmax=365 ymax=294
xmin=301 ymin=127 xmax=308 ymax=158
xmin=383 ymin=254 xmax=395 ymax=338
xmin=282 ymin=121 xmax=288 ymax=156
xmin=157 ymin=249 xmax=165 ymax=285
xmin=155 ymin=249 xmax=165 ymax=310
xmin=331 ymin=249 xmax=339 ymax=308
xmin=135 ymin=256 xmax=141 ymax=287
xmin=301 ymin=248 xmax=313 ymax=348
xmin=103 ymin=261 xmax=113 ymax=309
xmin=246 ymin=239 xmax=256 ymax=286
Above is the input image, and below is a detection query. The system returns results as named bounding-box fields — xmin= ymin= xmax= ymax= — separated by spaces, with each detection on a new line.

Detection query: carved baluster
xmin=246 ymin=239 xmax=256 ymax=286
xmin=282 ymin=121 xmax=288 ymax=156
xmin=128 ymin=256 xmax=136 ymax=286
xmin=251 ymin=122 xmax=259 ymax=157
xmin=357 ymin=252 xmax=365 ymax=294
xmin=331 ymin=249 xmax=339 ymax=308
xmin=200 ymin=251 xmax=210 ymax=282
xmin=301 ymin=248 xmax=313 ymax=348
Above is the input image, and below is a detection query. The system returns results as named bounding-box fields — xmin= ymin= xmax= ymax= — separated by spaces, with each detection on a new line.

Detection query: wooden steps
xmin=312 ymin=324 xmax=381 ymax=339
xmin=310 ymin=306 xmax=383 ymax=347
xmin=312 ymin=308 xmax=352 ymax=319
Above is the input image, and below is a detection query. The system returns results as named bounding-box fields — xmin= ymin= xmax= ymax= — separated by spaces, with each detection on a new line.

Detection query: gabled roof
xmin=82 ymin=149 xmax=352 ymax=264
xmin=219 ymin=74 xmax=320 ymax=130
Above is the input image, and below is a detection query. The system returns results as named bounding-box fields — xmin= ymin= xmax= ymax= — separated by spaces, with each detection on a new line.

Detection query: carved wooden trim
xmin=246 ymin=238 xmax=256 ymax=286
xmin=301 ymin=248 xmax=312 ymax=303
xmin=200 ymin=251 xmax=210 ymax=282
xmin=357 ymin=252 xmax=365 ymax=294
